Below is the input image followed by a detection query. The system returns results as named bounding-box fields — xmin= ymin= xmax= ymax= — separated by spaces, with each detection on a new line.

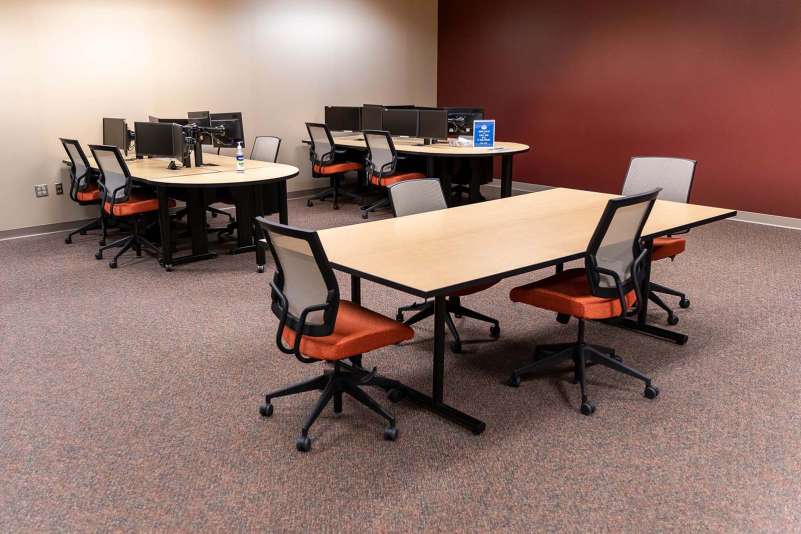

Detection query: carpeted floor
xmin=2 ymin=188 xmax=801 ymax=532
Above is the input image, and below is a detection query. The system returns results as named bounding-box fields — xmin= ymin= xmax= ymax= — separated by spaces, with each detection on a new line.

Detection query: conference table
xmin=318 ymin=187 xmax=736 ymax=434
xmin=83 ymin=153 xmax=299 ymax=271
xmin=326 ymin=134 xmax=530 ymax=201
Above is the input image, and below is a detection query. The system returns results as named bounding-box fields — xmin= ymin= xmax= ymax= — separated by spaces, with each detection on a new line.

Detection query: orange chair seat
xmin=281 ymin=301 xmax=414 ymax=361
xmin=104 ymin=194 xmax=175 ymax=217
xmin=313 ymin=162 xmax=363 ymax=175
xmin=651 ymin=237 xmax=686 ymax=261
xmin=76 ymin=185 xmax=100 ymax=202
xmin=370 ymin=172 xmax=426 ymax=187
xmin=510 ymin=268 xmax=637 ymax=321
xmin=450 ymin=281 xmax=496 ymax=298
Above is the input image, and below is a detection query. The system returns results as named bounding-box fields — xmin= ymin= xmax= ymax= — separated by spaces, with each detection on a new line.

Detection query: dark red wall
xmin=438 ymin=0 xmax=801 ymax=217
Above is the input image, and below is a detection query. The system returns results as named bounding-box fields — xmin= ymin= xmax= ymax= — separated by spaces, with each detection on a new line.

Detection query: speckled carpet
xmin=2 ymin=188 xmax=800 ymax=532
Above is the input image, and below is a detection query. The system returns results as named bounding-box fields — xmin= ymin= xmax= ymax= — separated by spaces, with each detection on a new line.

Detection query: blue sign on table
xmin=473 ymin=119 xmax=495 ymax=148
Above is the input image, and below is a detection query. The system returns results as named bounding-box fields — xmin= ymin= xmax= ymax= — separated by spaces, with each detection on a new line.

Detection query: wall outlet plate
xmin=34 ymin=184 xmax=48 ymax=198
xmin=55 ymin=182 xmax=64 ymax=195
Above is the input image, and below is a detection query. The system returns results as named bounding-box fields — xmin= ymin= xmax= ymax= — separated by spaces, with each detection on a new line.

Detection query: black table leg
xmin=608 ymin=239 xmax=689 ymax=344
xmin=157 ymin=186 xmax=173 ymax=271
xmin=167 ymin=187 xmax=217 ymax=268
xmin=501 ymin=155 xmax=514 ymax=198
xmin=349 ymin=275 xmax=363 ymax=368
xmin=277 ymin=181 xmax=288 ymax=225
xmin=426 ymin=156 xmax=435 ymax=178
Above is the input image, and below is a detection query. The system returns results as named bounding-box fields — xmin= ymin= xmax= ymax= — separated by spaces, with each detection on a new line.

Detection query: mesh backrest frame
xmin=389 ymin=178 xmax=447 ymax=217
xmin=88 ymin=144 xmax=132 ymax=203
xmin=585 ymin=189 xmax=660 ymax=299
xmin=363 ymin=129 xmax=397 ymax=178
xmin=256 ymin=217 xmax=340 ymax=337
xmin=622 ymin=156 xmax=696 ymax=203
xmin=60 ymin=138 xmax=92 ymax=193
xmin=251 ymin=136 xmax=281 ymax=162
xmin=305 ymin=123 xmax=335 ymax=167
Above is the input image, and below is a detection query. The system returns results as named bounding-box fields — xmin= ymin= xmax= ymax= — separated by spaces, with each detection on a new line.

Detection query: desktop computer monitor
xmin=102 ymin=118 xmax=129 ymax=155
xmin=158 ymin=118 xmax=190 ymax=126
xmin=381 ymin=108 xmax=418 ymax=137
xmin=148 ymin=115 xmax=160 ymax=123
xmin=325 ymin=106 xmax=361 ymax=132
xmin=361 ymin=105 xmax=383 ymax=130
xmin=134 ymin=122 xmax=186 ymax=160
xmin=188 ymin=111 xmax=211 ymax=127
xmin=209 ymin=112 xmax=244 ymax=147
xmin=417 ymin=109 xmax=449 ymax=141
xmin=446 ymin=107 xmax=484 ymax=135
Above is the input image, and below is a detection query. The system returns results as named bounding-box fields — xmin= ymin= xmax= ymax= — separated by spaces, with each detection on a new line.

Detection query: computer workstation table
xmin=82 ymin=153 xmax=299 ymax=271
xmin=327 ymin=134 xmax=530 ymax=200
xmin=317 ymin=188 xmax=736 ymax=434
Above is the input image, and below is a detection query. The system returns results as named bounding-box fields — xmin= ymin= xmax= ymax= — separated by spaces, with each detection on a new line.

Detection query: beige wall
xmin=0 ymin=0 xmax=438 ymax=232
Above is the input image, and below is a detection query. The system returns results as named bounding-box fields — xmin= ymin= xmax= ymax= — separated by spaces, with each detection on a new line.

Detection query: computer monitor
xmin=381 ymin=108 xmax=418 ymax=137
xmin=417 ymin=109 xmax=449 ymax=142
xmin=148 ymin=115 xmax=160 ymax=123
xmin=187 ymin=111 xmax=211 ymax=127
xmin=102 ymin=118 xmax=129 ymax=156
xmin=361 ymin=105 xmax=383 ymax=130
xmin=134 ymin=122 xmax=186 ymax=161
xmin=446 ymin=107 xmax=484 ymax=135
xmin=325 ymin=106 xmax=361 ymax=132
xmin=209 ymin=112 xmax=245 ymax=147
xmin=158 ymin=118 xmax=190 ymax=126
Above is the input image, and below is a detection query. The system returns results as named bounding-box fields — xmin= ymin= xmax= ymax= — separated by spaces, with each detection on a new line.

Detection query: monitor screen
xmin=102 ymin=118 xmax=128 ymax=155
xmin=381 ymin=109 xmax=418 ymax=137
xmin=361 ymin=105 xmax=383 ymax=130
xmin=446 ymin=108 xmax=484 ymax=135
xmin=134 ymin=122 xmax=185 ymax=159
xmin=418 ymin=109 xmax=448 ymax=140
xmin=325 ymin=106 xmax=361 ymax=132
xmin=188 ymin=111 xmax=210 ymax=127
xmin=209 ymin=112 xmax=244 ymax=147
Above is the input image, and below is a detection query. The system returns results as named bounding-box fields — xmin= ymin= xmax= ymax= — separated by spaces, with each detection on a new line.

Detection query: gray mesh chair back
xmin=306 ymin=123 xmax=335 ymax=167
xmin=389 ymin=178 xmax=447 ymax=217
xmin=88 ymin=145 xmax=132 ymax=203
xmin=586 ymin=189 xmax=660 ymax=300
xmin=622 ymin=157 xmax=696 ymax=203
xmin=60 ymin=139 xmax=92 ymax=192
xmin=363 ymin=130 xmax=397 ymax=178
xmin=256 ymin=217 xmax=339 ymax=337
xmin=251 ymin=136 xmax=281 ymax=162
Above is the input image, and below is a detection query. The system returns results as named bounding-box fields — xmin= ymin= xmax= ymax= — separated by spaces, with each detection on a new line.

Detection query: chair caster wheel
xmin=164 ymin=264 xmax=173 ymax=272
xmin=454 ymin=314 xmax=462 ymax=318
xmin=450 ymin=341 xmax=462 ymax=353
xmin=490 ymin=325 xmax=500 ymax=338
xmin=259 ymin=402 xmax=274 ymax=417
xmin=211 ymin=212 xmax=217 ymax=218
xmin=361 ymin=212 xmax=368 ymax=219
xmin=257 ymin=265 xmax=265 ymax=273
xmin=395 ymin=312 xmax=403 ymax=322
xmin=333 ymin=204 xmax=339 ymax=210
xmin=556 ymin=313 xmax=571 ymax=324
xmin=508 ymin=373 xmax=522 ymax=388
xmin=295 ymin=436 xmax=311 ymax=452
xmin=95 ymin=252 xmax=103 ymax=260
xmin=644 ymin=385 xmax=659 ymax=399
xmin=306 ymin=200 xmax=314 ymax=208
xmin=65 ymin=236 xmax=72 ymax=244
xmin=383 ymin=426 xmax=398 ymax=441
xmin=580 ymin=400 xmax=596 ymax=415
xmin=667 ymin=314 xmax=679 ymax=326
xmin=109 ymin=261 xmax=117 ymax=269
xmin=679 ymin=298 xmax=690 ymax=309
xmin=388 ymin=388 xmax=406 ymax=403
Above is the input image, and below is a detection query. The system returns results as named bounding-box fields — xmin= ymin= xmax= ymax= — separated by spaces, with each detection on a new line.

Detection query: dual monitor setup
xmin=102 ymin=112 xmax=246 ymax=168
xmin=324 ymin=105 xmax=485 ymax=144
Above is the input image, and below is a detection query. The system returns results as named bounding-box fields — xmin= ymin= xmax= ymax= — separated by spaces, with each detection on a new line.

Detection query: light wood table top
xmin=81 ymin=153 xmax=298 ymax=187
xmin=328 ymin=134 xmax=530 ymax=157
xmin=318 ymin=188 xmax=736 ymax=297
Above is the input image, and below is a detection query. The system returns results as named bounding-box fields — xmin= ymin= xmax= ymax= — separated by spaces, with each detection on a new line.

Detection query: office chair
xmin=389 ymin=179 xmax=500 ymax=353
xmin=60 ymin=139 xmax=106 ymax=246
xmin=305 ymin=123 xmax=362 ymax=210
xmin=89 ymin=145 xmax=174 ymax=269
xmin=217 ymin=135 xmax=283 ymax=239
xmin=256 ymin=217 xmax=414 ymax=452
xmin=361 ymin=130 xmax=426 ymax=219
xmin=622 ymin=157 xmax=696 ymax=325
xmin=507 ymin=189 xmax=661 ymax=415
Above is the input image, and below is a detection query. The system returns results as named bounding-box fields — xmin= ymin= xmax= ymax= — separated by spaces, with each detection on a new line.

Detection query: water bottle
xmin=236 ymin=142 xmax=245 ymax=172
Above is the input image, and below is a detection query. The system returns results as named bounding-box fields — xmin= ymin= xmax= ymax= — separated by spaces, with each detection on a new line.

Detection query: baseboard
xmin=730 ymin=210 xmax=801 ymax=230
xmin=0 ymin=219 xmax=97 ymax=242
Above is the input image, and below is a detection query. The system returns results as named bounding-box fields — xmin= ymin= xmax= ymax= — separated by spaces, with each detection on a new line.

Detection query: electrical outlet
xmin=34 ymin=184 xmax=48 ymax=198
xmin=55 ymin=182 xmax=64 ymax=195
